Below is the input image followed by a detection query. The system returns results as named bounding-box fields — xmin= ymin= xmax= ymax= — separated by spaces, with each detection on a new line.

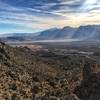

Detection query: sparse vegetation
xmin=0 ymin=42 xmax=100 ymax=100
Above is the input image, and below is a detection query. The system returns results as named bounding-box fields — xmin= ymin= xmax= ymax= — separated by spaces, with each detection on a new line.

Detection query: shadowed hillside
xmin=74 ymin=62 xmax=100 ymax=100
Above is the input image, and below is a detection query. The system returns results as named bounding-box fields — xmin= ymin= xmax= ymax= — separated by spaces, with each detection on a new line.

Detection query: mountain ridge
xmin=0 ymin=25 xmax=100 ymax=42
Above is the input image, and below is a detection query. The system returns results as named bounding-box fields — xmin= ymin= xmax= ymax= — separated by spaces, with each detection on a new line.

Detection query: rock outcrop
xmin=74 ymin=62 xmax=100 ymax=100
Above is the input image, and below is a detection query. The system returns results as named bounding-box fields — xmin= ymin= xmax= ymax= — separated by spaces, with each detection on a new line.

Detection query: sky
xmin=0 ymin=0 xmax=100 ymax=33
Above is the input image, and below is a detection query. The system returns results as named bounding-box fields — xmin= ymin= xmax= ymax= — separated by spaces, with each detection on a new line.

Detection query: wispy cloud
xmin=0 ymin=0 xmax=100 ymax=33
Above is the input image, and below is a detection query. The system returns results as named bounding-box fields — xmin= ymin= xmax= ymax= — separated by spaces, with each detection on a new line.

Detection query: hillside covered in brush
xmin=0 ymin=42 xmax=100 ymax=100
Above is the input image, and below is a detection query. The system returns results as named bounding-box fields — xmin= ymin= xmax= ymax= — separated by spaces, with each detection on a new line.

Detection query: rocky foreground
xmin=74 ymin=62 xmax=100 ymax=100
xmin=0 ymin=42 xmax=100 ymax=100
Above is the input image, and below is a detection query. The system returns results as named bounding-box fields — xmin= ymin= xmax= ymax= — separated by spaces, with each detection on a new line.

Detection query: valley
xmin=0 ymin=0 xmax=100 ymax=99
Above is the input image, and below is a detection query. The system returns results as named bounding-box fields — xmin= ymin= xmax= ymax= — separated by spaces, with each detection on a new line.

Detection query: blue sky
xmin=0 ymin=0 xmax=100 ymax=34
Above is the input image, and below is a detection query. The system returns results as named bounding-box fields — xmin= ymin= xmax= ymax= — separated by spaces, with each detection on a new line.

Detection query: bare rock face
xmin=74 ymin=62 xmax=100 ymax=100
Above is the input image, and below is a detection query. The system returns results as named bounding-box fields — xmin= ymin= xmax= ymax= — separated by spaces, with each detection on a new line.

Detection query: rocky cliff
xmin=74 ymin=62 xmax=100 ymax=100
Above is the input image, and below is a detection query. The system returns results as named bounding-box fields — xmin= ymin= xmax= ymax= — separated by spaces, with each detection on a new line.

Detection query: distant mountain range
xmin=72 ymin=25 xmax=100 ymax=39
xmin=0 ymin=25 xmax=100 ymax=42
xmin=34 ymin=27 xmax=76 ymax=40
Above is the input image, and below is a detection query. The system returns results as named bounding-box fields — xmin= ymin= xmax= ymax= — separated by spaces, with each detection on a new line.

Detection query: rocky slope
xmin=0 ymin=42 xmax=81 ymax=100
xmin=0 ymin=42 xmax=100 ymax=100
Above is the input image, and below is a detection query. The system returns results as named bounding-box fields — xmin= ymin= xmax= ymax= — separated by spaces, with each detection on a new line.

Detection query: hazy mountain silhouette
xmin=0 ymin=25 xmax=100 ymax=42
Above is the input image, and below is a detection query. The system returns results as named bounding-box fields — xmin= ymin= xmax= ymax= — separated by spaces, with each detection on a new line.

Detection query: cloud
xmin=0 ymin=0 xmax=100 ymax=33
